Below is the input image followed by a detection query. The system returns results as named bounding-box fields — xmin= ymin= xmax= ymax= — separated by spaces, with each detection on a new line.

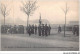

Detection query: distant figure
xmin=72 ymin=26 xmax=76 ymax=35
xmin=58 ymin=25 xmax=61 ymax=33
xmin=44 ymin=24 xmax=48 ymax=36
xmin=31 ymin=25 xmax=34 ymax=34
xmin=38 ymin=24 xmax=41 ymax=36
xmin=73 ymin=25 xmax=79 ymax=36
xmin=27 ymin=25 xmax=32 ymax=36
xmin=76 ymin=26 xmax=79 ymax=36
xmin=34 ymin=25 xmax=37 ymax=35
xmin=48 ymin=25 xmax=51 ymax=35
xmin=41 ymin=24 xmax=45 ymax=36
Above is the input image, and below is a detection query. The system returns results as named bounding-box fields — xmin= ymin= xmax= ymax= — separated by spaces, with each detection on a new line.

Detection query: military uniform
xmin=76 ymin=26 xmax=79 ymax=36
xmin=42 ymin=24 xmax=45 ymax=36
xmin=28 ymin=25 xmax=31 ymax=36
xmin=72 ymin=26 xmax=76 ymax=35
xmin=48 ymin=25 xmax=51 ymax=35
xmin=58 ymin=26 xmax=61 ymax=33
xmin=38 ymin=25 xmax=41 ymax=36
xmin=34 ymin=25 xmax=37 ymax=34
xmin=44 ymin=24 xmax=48 ymax=36
xmin=31 ymin=25 xmax=34 ymax=34
xmin=75 ymin=26 xmax=79 ymax=36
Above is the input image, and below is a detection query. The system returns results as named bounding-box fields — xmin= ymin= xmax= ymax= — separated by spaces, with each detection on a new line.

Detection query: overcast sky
xmin=0 ymin=0 xmax=79 ymax=25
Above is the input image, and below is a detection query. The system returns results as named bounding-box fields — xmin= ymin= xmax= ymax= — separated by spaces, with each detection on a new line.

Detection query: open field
xmin=1 ymin=29 xmax=79 ymax=51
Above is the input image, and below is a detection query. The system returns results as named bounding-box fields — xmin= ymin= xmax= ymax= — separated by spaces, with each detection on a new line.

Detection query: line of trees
xmin=0 ymin=0 xmax=38 ymax=27
xmin=0 ymin=1 xmax=69 ymax=35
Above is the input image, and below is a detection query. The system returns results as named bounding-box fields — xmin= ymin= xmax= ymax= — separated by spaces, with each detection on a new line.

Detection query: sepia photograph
xmin=0 ymin=0 xmax=79 ymax=51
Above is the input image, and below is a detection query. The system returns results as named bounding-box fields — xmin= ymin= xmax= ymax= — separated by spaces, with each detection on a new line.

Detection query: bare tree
xmin=21 ymin=0 xmax=38 ymax=27
xmin=0 ymin=3 xmax=10 ymax=25
xmin=61 ymin=3 xmax=69 ymax=37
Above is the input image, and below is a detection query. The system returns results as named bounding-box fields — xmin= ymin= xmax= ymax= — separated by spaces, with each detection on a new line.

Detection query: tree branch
xmin=0 ymin=3 xmax=10 ymax=17
xmin=21 ymin=0 xmax=38 ymax=16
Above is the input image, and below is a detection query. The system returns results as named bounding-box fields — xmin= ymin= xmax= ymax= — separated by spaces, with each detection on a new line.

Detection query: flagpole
xmin=39 ymin=13 xmax=41 ymax=25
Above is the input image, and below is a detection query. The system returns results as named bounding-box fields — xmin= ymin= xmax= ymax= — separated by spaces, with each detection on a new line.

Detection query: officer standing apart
xmin=58 ymin=25 xmax=61 ymax=33
xmin=72 ymin=26 xmax=76 ymax=35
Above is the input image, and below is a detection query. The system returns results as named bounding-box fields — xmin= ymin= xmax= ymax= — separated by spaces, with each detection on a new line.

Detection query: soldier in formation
xmin=41 ymin=24 xmax=45 ymax=36
xmin=38 ymin=24 xmax=42 ymax=36
xmin=1 ymin=24 xmax=51 ymax=37
xmin=27 ymin=25 xmax=32 ymax=36
xmin=34 ymin=25 xmax=37 ymax=35
xmin=44 ymin=24 xmax=48 ymax=36
xmin=48 ymin=25 xmax=51 ymax=35
xmin=27 ymin=24 xmax=51 ymax=36
xmin=4 ymin=25 xmax=24 ymax=34
xmin=38 ymin=24 xmax=51 ymax=36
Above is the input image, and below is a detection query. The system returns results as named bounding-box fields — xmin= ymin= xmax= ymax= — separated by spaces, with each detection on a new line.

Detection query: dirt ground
xmin=1 ymin=30 xmax=79 ymax=51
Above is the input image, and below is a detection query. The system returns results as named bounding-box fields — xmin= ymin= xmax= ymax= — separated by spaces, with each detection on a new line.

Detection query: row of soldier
xmin=1 ymin=25 xmax=24 ymax=34
xmin=1 ymin=25 xmax=79 ymax=36
xmin=27 ymin=24 xmax=51 ymax=36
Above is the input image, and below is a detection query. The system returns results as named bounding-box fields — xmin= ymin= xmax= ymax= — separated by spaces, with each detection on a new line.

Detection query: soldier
xmin=26 ymin=26 xmax=28 ymax=33
xmin=44 ymin=24 xmax=48 ymax=36
xmin=76 ymin=26 xmax=79 ymax=36
xmin=75 ymin=25 xmax=79 ymax=36
xmin=48 ymin=25 xmax=51 ymax=35
xmin=28 ymin=25 xmax=31 ymax=36
xmin=31 ymin=25 xmax=34 ymax=34
xmin=34 ymin=25 xmax=37 ymax=35
xmin=58 ymin=25 xmax=61 ymax=33
xmin=38 ymin=24 xmax=41 ymax=36
xmin=41 ymin=24 xmax=45 ymax=36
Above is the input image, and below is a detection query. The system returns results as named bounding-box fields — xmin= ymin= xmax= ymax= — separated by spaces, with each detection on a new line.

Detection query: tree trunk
xmin=26 ymin=15 xmax=29 ymax=33
xmin=64 ymin=13 xmax=66 ymax=37
xmin=4 ymin=16 xmax=5 ymax=25
xmin=27 ymin=15 xmax=29 ymax=28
